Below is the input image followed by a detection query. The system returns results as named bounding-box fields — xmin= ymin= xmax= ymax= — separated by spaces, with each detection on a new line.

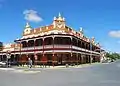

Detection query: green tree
xmin=105 ymin=52 xmax=120 ymax=60
xmin=112 ymin=53 xmax=120 ymax=60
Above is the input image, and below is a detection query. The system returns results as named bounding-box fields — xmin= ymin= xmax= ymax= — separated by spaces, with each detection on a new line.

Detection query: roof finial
xmin=91 ymin=37 xmax=95 ymax=43
xmin=25 ymin=22 xmax=30 ymax=28
xmin=80 ymin=27 xmax=83 ymax=34
xmin=58 ymin=12 xmax=61 ymax=17
xmin=53 ymin=16 xmax=57 ymax=20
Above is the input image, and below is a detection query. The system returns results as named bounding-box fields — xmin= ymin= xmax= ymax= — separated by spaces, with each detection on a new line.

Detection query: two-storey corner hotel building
xmin=0 ymin=13 xmax=103 ymax=66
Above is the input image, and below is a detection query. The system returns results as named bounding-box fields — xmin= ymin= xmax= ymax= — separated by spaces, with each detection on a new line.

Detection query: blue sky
xmin=0 ymin=0 xmax=120 ymax=52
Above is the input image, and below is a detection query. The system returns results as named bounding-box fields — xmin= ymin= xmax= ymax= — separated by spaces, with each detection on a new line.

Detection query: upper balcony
xmin=21 ymin=45 xmax=71 ymax=51
xmin=20 ymin=36 xmax=100 ymax=53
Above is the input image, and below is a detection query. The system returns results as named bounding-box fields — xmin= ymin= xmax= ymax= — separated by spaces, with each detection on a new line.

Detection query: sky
xmin=0 ymin=0 xmax=120 ymax=53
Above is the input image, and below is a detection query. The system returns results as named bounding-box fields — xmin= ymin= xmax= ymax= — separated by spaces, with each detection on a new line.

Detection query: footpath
xmin=13 ymin=62 xmax=101 ymax=70
xmin=0 ymin=62 xmax=104 ymax=74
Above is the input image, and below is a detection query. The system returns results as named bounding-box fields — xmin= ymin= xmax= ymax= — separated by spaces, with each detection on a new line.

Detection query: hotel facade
xmin=0 ymin=13 xmax=103 ymax=66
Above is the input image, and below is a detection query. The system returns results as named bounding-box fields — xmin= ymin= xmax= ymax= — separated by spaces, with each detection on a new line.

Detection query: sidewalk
xmin=0 ymin=62 xmax=102 ymax=74
xmin=12 ymin=62 xmax=101 ymax=70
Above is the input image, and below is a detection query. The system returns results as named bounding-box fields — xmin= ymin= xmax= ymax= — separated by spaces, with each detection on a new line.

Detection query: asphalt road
xmin=0 ymin=61 xmax=120 ymax=86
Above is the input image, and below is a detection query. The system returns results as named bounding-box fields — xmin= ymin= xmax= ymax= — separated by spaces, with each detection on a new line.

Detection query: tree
xmin=112 ymin=53 xmax=120 ymax=60
xmin=105 ymin=52 xmax=120 ymax=60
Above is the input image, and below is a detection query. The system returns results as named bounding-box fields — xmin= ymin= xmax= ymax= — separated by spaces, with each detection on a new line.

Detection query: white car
xmin=0 ymin=61 xmax=7 ymax=67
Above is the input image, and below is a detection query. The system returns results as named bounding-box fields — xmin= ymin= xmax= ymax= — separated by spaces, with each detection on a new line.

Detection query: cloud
xmin=108 ymin=30 xmax=120 ymax=38
xmin=23 ymin=9 xmax=43 ymax=22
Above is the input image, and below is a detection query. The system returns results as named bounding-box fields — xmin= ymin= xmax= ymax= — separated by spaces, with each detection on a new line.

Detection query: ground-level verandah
xmin=0 ymin=52 xmax=100 ymax=66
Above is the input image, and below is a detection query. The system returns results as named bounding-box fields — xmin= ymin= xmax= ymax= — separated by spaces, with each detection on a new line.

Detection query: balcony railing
xmin=20 ymin=45 xmax=100 ymax=54
xmin=14 ymin=48 xmax=20 ymax=51
xmin=21 ymin=45 xmax=71 ymax=51
xmin=44 ymin=45 xmax=53 ymax=49
xmin=21 ymin=47 xmax=28 ymax=51
xmin=92 ymin=51 xmax=100 ymax=54
xmin=72 ymin=46 xmax=86 ymax=51
xmin=35 ymin=46 xmax=43 ymax=49
xmin=54 ymin=45 xmax=71 ymax=48
xmin=72 ymin=45 xmax=100 ymax=54
xmin=21 ymin=47 xmax=34 ymax=51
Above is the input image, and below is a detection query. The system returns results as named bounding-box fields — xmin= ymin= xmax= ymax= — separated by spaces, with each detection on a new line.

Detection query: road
xmin=0 ymin=61 xmax=120 ymax=86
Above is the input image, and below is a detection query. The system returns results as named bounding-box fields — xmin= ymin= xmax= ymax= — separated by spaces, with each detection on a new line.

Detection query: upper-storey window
xmin=72 ymin=38 xmax=77 ymax=46
xmin=81 ymin=42 xmax=85 ymax=48
xmin=54 ymin=37 xmax=71 ymax=45
xmin=28 ymin=40 xmax=34 ymax=47
xmin=35 ymin=39 xmax=43 ymax=46
xmin=88 ymin=43 xmax=90 ymax=50
xmin=44 ymin=37 xmax=53 ymax=45
xmin=78 ymin=40 xmax=81 ymax=47
xmin=22 ymin=41 xmax=27 ymax=48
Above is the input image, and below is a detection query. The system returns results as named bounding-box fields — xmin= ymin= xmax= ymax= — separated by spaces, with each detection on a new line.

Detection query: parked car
xmin=0 ymin=61 xmax=7 ymax=67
